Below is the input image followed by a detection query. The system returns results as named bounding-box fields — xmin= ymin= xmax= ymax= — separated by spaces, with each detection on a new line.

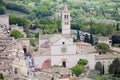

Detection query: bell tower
xmin=62 ymin=5 xmax=71 ymax=34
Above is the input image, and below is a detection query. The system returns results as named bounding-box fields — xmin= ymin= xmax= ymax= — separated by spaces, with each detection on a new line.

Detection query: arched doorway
xmin=42 ymin=59 xmax=51 ymax=69
xmin=61 ymin=58 xmax=67 ymax=67
xmin=23 ymin=48 xmax=27 ymax=54
xmin=62 ymin=61 xmax=66 ymax=67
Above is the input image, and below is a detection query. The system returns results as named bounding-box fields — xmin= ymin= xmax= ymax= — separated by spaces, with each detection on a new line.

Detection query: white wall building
xmin=33 ymin=6 xmax=98 ymax=70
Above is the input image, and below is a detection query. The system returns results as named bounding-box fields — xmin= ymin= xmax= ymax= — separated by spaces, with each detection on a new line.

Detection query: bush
xmin=71 ymin=64 xmax=84 ymax=77
xmin=95 ymin=43 xmax=110 ymax=54
xmin=78 ymin=59 xmax=88 ymax=65
xmin=10 ymin=30 xmax=23 ymax=39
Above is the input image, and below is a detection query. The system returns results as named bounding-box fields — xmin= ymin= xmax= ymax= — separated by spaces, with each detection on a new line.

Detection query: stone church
xmin=33 ymin=6 xmax=97 ymax=70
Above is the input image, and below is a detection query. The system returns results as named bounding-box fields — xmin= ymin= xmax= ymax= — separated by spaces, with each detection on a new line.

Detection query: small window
xmin=67 ymin=15 xmax=69 ymax=19
xmin=64 ymin=15 xmax=66 ymax=19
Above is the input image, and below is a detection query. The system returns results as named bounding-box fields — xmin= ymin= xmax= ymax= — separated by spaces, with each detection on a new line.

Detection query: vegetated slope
xmin=2 ymin=0 xmax=120 ymax=36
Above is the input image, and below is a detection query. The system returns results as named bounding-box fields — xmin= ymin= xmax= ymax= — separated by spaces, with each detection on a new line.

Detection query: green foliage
xmin=112 ymin=34 xmax=120 ymax=46
xmin=71 ymin=64 xmax=84 ymax=77
xmin=34 ymin=6 xmax=53 ymax=18
xmin=77 ymin=30 xmax=80 ymax=41
xmin=10 ymin=30 xmax=23 ymax=39
xmin=5 ymin=2 xmax=30 ymax=14
xmin=73 ymin=38 xmax=78 ymax=42
xmin=0 ymin=6 xmax=6 ymax=15
xmin=95 ymin=43 xmax=110 ymax=54
xmin=89 ymin=23 xmax=116 ymax=36
xmin=34 ymin=18 xmax=61 ymax=34
xmin=90 ymin=33 xmax=94 ymax=45
xmin=116 ymin=23 xmax=119 ymax=31
xmin=78 ymin=59 xmax=88 ymax=66
xmin=0 ymin=0 xmax=4 ymax=5
xmin=0 ymin=0 xmax=6 ymax=15
xmin=71 ymin=59 xmax=88 ymax=77
xmin=95 ymin=62 xmax=103 ymax=74
xmin=9 ymin=15 xmax=29 ymax=27
xmin=9 ymin=15 xmax=30 ymax=37
xmin=35 ymin=32 xmax=39 ymax=38
xmin=109 ymin=58 xmax=120 ymax=77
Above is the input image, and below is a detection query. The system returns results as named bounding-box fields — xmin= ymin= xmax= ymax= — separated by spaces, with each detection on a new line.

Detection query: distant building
xmin=97 ymin=37 xmax=111 ymax=46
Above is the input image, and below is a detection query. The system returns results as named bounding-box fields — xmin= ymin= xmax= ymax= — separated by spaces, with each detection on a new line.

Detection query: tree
xmin=95 ymin=62 xmax=103 ymax=74
xmin=77 ymin=30 xmax=80 ymax=41
xmin=71 ymin=64 xmax=84 ymax=77
xmin=89 ymin=23 xmax=115 ymax=36
xmin=0 ymin=6 xmax=6 ymax=15
xmin=0 ymin=0 xmax=4 ymax=5
xmin=9 ymin=15 xmax=30 ymax=37
xmin=112 ymin=34 xmax=120 ymax=47
xmin=116 ymin=23 xmax=119 ymax=31
xmin=95 ymin=43 xmax=110 ymax=54
xmin=78 ymin=59 xmax=88 ymax=66
xmin=0 ymin=0 xmax=6 ymax=15
xmin=109 ymin=58 xmax=120 ymax=77
xmin=90 ymin=33 xmax=94 ymax=45
xmin=10 ymin=30 xmax=23 ymax=39
xmin=84 ymin=34 xmax=90 ymax=43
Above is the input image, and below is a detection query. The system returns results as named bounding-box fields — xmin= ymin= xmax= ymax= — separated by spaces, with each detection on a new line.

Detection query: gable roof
xmin=49 ymin=34 xmax=62 ymax=44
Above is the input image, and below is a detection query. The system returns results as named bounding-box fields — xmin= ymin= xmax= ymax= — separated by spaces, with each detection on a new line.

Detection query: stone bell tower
xmin=62 ymin=5 xmax=71 ymax=34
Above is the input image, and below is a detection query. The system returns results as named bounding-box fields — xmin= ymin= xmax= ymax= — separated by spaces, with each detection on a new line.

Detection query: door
xmin=62 ymin=61 xmax=66 ymax=67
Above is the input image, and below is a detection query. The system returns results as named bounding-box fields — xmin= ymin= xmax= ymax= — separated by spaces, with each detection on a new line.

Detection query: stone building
xmin=0 ymin=36 xmax=30 ymax=79
xmin=97 ymin=37 xmax=111 ymax=46
xmin=95 ymin=54 xmax=120 ymax=74
xmin=33 ymin=6 xmax=97 ymax=72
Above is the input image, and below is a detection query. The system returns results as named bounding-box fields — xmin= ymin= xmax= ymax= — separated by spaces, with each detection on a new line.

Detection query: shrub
xmin=71 ymin=64 xmax=84 ymax=77
xmin=10 ymin=30 xmax=23 ymax=39
xmin=78 ymin=59 xmax=88 ymax=65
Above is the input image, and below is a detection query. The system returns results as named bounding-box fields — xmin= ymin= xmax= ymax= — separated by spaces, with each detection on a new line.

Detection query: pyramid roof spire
xmin=63 ymin=5 xmax=69 ymax=13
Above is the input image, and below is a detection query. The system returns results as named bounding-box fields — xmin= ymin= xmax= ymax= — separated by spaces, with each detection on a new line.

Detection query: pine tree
xmin=84 ymin=34 xmax=90 ymax=43
xmin=90 ymin=33 xmax=94 ymax=45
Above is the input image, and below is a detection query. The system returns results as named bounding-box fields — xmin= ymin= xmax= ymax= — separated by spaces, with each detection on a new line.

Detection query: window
xmin=64 ymin=15 xmax=66 ymax=19
xmin=14 ymin=68 xmax=18 ymax=74
xmin=67 ymin=15 xmax=69 ymax=19
xmin=62 ymin=42 xmax=65 ymax=45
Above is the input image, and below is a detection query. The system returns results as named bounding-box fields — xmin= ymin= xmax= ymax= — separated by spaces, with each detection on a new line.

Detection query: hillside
xmin=0 ymin=0 xmax=120 ymax=39
xmin=4 ymin=0 xmax=120 ymax=21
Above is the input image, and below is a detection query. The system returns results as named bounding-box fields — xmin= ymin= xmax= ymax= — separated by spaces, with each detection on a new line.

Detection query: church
xmin=33 ymin=6 xmax=97 ymax=70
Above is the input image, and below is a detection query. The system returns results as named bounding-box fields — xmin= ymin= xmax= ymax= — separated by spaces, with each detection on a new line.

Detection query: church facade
xmin=33 ymin=6 xmax=97 ymax=70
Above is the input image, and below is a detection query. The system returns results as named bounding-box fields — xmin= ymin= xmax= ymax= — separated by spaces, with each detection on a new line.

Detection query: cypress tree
xmin=90 ymin=33 xmax=94 ymax=45
xmin=84 ymin=34 xmax=90 ymax=43
xmin=77 ymin=30 xmax=80 ymax=41
xmin=116 ymin=23 xmax=119 ymax=31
